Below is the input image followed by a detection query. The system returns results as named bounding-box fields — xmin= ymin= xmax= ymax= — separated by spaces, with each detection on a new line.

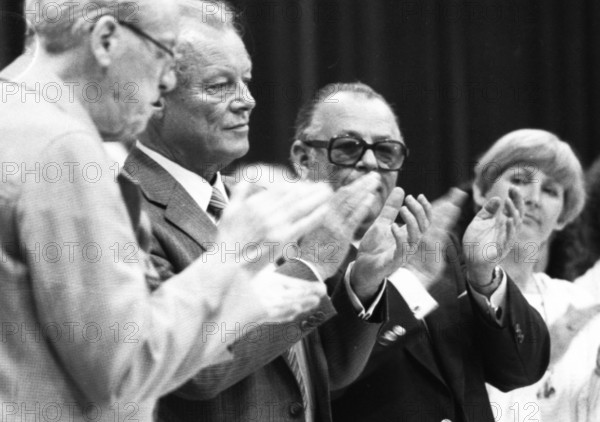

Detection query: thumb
xmin=478 ymin=197 xmax=502 ymax=219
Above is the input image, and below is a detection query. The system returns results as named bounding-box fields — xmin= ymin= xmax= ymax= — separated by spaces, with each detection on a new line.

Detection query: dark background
xmin=2 ymin=0 xmax=600 ymax=199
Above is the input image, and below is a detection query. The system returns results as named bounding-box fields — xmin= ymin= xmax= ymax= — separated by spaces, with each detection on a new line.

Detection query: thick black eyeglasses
xmin=301 ymin=134 xmax=409 ymax=172
xmin=117 ymin=20 xmax=175 ymax=59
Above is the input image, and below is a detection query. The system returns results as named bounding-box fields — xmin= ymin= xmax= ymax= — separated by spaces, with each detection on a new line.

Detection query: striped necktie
xmin=284 ymin=346 xmax=309 ymax=411
xmin=207 ymin=186 xmax=227 ymax=220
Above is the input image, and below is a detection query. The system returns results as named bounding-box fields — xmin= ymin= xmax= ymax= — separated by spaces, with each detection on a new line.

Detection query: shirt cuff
xmin=388 ymin=267 xmax=439 ymax=319
xmin=288 ymin=257 xmax=325 ymax=283
xmin=343 ymin=261 xmax=387 ymax=320
xmin=469 ymin=267 xmax=508 ymax=325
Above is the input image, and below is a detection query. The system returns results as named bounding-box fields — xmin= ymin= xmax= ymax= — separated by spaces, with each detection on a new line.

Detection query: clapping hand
xmin=401 ymin=188 xmax=467 ymax=288
xmin=462 ymin=186 xmax=524 ymax=295
xmin=351 ymin=187 xmax=407 ymax=301
xmin=212 ymin=175 xmax=335 ymax=322
xmin=294 ymin=172 xmax=382 ymax=280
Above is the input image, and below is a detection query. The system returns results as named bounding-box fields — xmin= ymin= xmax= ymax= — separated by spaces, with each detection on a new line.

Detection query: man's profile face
xmin=95 ymin=0 xmax=178 ymax=140
xmin=299 ymin=92 xmax=401 ymax=236
xmin=160 ymin=27 xmax=255 ymax=167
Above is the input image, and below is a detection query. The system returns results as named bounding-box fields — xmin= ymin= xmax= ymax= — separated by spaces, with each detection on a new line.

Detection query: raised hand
xmin=463 ymin=186 xmax=524 ymax=294
xmin=216 ymin=175 xmax=333 ymax=274
xmin=401 ymin=188 xmax=467 ymax=287
xmin=250 ymin=266 xmax=328 ymax=322
xmin=294 ymin=172 xmax=382 ymax=280
xmin=351 ymin=187 xmax=406 ymax=301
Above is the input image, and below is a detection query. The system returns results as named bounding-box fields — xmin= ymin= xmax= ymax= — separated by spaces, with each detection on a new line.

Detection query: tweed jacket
xmin=0 ymin=64 xmax=267 ymax=422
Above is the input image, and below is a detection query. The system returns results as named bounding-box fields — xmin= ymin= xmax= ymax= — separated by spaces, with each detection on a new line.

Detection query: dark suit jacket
xmin=125 ymin=147 xmax=384 ymax=422
xmin=331 ymin=231 xmax=551 ymax=422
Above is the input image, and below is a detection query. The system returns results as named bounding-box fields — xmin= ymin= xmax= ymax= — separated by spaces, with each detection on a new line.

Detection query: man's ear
xmin=90 ymin=15 xmax=119 ymax=67
xmin=151 ymin=97 xmax=165 ymax=119
xmin=290 ymin=140 xmax=312 ymax=179
xmin=472 ymin=182 xmax=486 ymax=207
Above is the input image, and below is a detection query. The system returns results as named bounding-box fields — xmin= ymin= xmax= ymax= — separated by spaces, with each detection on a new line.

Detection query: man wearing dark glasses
xmin=291 ymin=82 xmax=550 ymax=422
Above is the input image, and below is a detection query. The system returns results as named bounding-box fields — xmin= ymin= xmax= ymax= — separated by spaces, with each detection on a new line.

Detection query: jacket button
xmin=314 ymin=311 xmax=325 ymax=319
xmin=514 ymin=323 xmax=525 ymax=344
xmin=392 ymin=325 xmax=406 ymax=336
xmin=307 ymin=315 xmax=320 ymax=325
xmin=289 ymin=402 xmax=304 ymax=417
xmin=441 ymin=419 xmax=452 ymax=422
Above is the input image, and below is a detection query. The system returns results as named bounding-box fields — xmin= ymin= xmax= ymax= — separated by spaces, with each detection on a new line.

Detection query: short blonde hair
xmin=473 ymin=129 xmax=586 ymax=225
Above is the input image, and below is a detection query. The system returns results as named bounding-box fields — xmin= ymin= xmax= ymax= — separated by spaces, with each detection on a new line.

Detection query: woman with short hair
xmin=476 ymin=129 xmax=600 ymax=422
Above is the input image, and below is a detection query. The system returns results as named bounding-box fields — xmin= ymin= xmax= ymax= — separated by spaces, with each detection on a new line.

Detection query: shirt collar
xmin=136 ymin=141 xmax=228 ymax=212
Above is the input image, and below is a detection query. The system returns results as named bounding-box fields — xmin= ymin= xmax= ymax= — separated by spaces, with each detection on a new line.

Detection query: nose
xmin=356 ymin=149 xmax=379 ymax=172
xmin=521 ymin=182 xmax=541 ymax=207
xmin=230 ymin=81 xmax=256 ymax=112
xmin=159 ymin=65 xmax=177 ymax=94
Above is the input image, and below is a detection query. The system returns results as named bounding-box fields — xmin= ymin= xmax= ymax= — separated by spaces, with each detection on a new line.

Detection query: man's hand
xmin=463 ymin=187 xmax=524 ymax=296
xmin=351 ymin=188 xmax=407 ymax=302
xmin=294 ymin=172 xmax=382 ymax=280
xmin=401 ymin=188 xmax=467 ymax=289
xmin=216 ymin=177 xmax=333 ymax=274
xmin=249 ymin=266 xmax=328 ymax=323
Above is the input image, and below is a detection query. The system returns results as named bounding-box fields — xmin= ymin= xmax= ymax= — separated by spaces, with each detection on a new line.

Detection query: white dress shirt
xmin=136 ymin=141 xmax=227 ymax=223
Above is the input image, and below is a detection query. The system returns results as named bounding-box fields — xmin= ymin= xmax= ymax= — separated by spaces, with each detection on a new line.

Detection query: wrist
xmin=350 ymin=264 xmax=380 ymax=302
xmin=468 ymin=265 xmax=502 ymax=296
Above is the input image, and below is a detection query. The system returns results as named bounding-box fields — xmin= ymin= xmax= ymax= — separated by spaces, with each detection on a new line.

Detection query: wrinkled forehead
xmin=180 ymin=27 xmax=251 ymax=74
xmin=134 ymin=0 xmax=179 ymax=41
xmin=307 ymin=93 xmax=401 ymax=141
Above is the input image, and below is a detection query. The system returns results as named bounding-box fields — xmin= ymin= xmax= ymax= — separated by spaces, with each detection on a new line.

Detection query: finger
xmin=417 ymin=194 xmax=433 ymax=222
xmin=269 ymin=183 xmax=333 ymax=225
xmin=391 ymin=223 xmax=407 ymax=251
xmin=477 ymin=197 xmax=502 ymax=219
xmin=405 ymin=195 xmax=429 ymax=232
xmin=443 ymin=187 xmax=469 ymax=208
xmin=399 ymin=206 xmax=420 ymax=244
xmin=508 ymin=186 xmax=525 ymax=220
xmin=331 ymin=172 xmax=382 ymax=221
xmin=503 ymin=196 xmax=519 ymax=220
xmin=377 ymin=187 xmax=405 ymax=223
xmin=346 ymin=192 xmax=378 ymax=229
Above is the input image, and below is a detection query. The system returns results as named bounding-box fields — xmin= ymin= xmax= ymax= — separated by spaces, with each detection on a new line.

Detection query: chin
xmin=225 ymin=139 xmax=250 ymax=160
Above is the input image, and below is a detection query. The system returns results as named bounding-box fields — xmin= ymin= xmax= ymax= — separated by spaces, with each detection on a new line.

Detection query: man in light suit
xmin=288 ymin=82 xmax=551 ymax=422
xmin=126 ymin=1 xmax=390 ymax=421
xmin=0 ymin=1 xmax=347 ymax=420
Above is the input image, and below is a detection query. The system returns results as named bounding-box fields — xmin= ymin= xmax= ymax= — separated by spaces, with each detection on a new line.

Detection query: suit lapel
xmin=125 ymin=147 xmax=218 ymax=250
xmin=425 ymin=255 xmax=466 ymax=402
xmin=394 ymin=289 xmax=448 ymax=387
xmin=164 ymin=183 xmax=218 ymax=247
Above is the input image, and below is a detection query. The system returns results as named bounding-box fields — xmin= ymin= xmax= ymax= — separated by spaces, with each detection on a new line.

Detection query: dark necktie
xmin=207 ymin=186 xmax=227 ymax=220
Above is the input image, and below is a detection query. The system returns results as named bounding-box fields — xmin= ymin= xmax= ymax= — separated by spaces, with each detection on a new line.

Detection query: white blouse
xmin=487 ymin=273 xmax=600 ymax=422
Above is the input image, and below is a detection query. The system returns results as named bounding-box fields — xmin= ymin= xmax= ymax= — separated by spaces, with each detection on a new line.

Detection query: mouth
xmin=224 ymin=123 xmax=249 ymax=131
xmin=523 ymin=213 xmax=541 ymax=225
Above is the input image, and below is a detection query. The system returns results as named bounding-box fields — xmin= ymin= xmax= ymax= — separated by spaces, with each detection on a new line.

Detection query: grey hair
xmin=25 ymin=0 xmax=140 ymax=53
xmin=172 ymin=0 xmax=241 ymax=90
xmin=293 ymin=82 xmax=401 ymax=141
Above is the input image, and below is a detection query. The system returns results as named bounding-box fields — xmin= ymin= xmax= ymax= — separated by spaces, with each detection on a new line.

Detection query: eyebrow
xmin=336 ymin=130 xmax=400 ymax=141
